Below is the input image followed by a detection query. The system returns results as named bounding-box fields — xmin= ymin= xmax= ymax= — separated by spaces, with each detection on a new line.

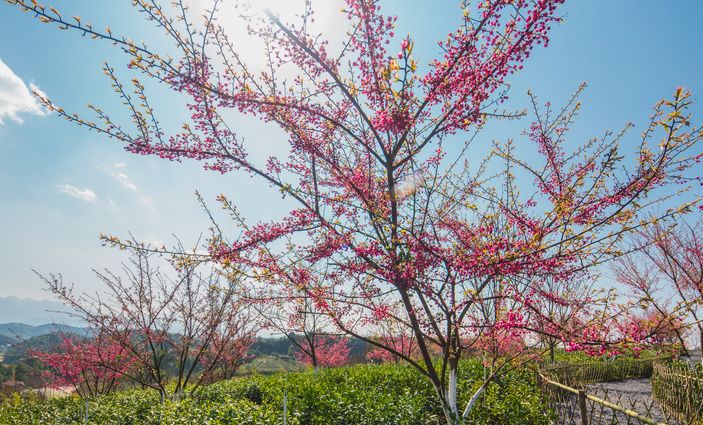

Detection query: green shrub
xmin=0 ymin=359 xmax=549 ymax=425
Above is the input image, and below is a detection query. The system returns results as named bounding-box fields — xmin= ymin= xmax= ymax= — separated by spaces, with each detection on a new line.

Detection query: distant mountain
xmin=0 ymin=323 xmax=86 ymax=339
xmin=0 ymin=334 xmax=14 ymax=350
xmin=0 ymin=296 xmax=82 ymax=326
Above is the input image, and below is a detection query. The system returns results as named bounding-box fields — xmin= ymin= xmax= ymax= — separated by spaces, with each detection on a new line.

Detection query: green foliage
xmin=0 ymin=359 xmax=549 ymax=425
xmin=238 ymin=355 xmax=299 ymax=375
xmin=548 ymin=349 xmax=662 ymax=365
xmin=461 ymin=365 xmax=548 ymax=425
xmin=2 ymin=334 xmax=63 ymax=365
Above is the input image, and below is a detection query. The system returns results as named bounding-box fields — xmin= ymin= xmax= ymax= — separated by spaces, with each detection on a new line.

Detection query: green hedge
xmin=0 ymin=360 xmax=549 ymax=425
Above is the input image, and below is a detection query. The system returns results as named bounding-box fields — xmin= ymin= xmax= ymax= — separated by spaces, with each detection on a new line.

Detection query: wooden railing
xmin=537 ymin=358 xmax=671 ymax=425
xmin=537 ymin=372 xmax=667 ymax=425
xmin=651 ymin=361 xmax=703 ymax=425
xmin=540 ymin=357 xmax=655 ymax=387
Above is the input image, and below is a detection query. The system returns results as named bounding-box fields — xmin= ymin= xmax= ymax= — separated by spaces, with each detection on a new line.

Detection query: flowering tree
xmin=31 ymin=331 xmax=133 ymax=397
xmin=293 ymin=335 xmax=351 ymax=368
xmin=614 ymin=219 xmax=703 ymax=363
xmin=38 ymin=244 xmax=253 ymax=400
xmin=257 ymin=295 xmax=336 ymax=370
xmin=366 ymin=311 xmax=419 ymax=364
xmin=527 ymin=275 xmax=602 ymax=363
xmin=560 ymin=307 xmax=685 ymax=358
xmin=9 ymin=0 xmax=703 ymax=422
xmin=616 ymin=309 xmax=684 ymax=355
xmin=199 ymin=309 xmax=257 ymax=382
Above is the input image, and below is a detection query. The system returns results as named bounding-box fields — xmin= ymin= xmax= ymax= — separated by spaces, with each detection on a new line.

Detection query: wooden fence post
xmin=577 ymin=390 xmax=588 ymax=425
xmin=283 ymin=390 xmax=288 ymax=425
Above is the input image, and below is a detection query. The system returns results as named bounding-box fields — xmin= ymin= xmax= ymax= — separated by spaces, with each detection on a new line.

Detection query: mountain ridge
xmin=0 ymin=296 xmax=83 ymax=327
xmin=0 ymin=322 xmax=86 ymax=339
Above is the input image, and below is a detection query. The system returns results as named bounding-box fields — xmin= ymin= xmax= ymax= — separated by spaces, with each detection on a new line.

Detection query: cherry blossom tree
xmin=31 ymin=331 xmax=134 ymax=397
xmin=38 ymin=243 xmax=254 ymax=400
xmin=616 ymin=309 xmax=684 ymax=356
xmin=253 ymin=289 xmax=335 ymax=370
xmin=614 ymin=219 xmax=703 ymax=363
xmin=293 ymin=335 xmax=351 ymax=368
xmin=9 ymin=0 xmax=703 ymax=422
xmin=366 ymin=310 xmax=419 ymax=364
xmin=528 ymin=275 xmax=602 ymax=363
xmin=199 ymin=309 xmax=257 ymax=382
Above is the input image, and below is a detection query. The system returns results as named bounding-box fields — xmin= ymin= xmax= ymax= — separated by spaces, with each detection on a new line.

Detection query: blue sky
xmin=0 ymin=1 xmax=702 ymax=300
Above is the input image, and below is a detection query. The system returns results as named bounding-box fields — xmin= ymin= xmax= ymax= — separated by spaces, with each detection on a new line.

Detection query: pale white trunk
xmin=461 ymin=381 xmax=488 ymax=419
xmin=448 ymin=366 xmax=458 ymax=416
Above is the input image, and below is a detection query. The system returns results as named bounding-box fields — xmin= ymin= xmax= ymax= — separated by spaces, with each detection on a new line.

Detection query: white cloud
xmin=101 ymin=163 xmax=156 ymax=210
xmin=58 ymin=184 xmax=97 ymax=203
xmin=114 ymin=172 xmax=138 ymax=191
xmin=103 ymin=163 xmax=138 ymax=191
xmin=0 ymin=57 xmax=49 ymax=125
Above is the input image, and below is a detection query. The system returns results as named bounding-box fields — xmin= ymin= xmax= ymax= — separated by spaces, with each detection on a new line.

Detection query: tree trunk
xmin=461 ymin=379 xmax=489 ymax=421
xmin=447 ymin=360 xmax=459 ymax=418
xmin=435 ymin=385 xmax=460 ymax=425
xmin=549 ymin=341 xmax=555 ymax=364
xmin=436 ymin=375 xmax=491 ymax=425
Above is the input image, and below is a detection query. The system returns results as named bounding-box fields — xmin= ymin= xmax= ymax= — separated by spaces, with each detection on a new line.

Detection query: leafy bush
xmin=0 ymin=359 xmax=549 ymax=425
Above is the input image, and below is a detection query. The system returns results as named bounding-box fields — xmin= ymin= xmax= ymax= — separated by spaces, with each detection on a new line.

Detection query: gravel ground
xmin=586 ymin=379 xmax=679 ymax=424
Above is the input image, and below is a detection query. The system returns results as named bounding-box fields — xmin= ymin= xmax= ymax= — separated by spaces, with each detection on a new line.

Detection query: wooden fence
xmin=540 ymin=358 xmax=655 ymax=387
xmin=537 ymin=372 xmax=668 ymax=425
xmin=651 ymin=362 xmax=703 ymax=425
xmin=538 ymin=358 xmax=672 ymax=425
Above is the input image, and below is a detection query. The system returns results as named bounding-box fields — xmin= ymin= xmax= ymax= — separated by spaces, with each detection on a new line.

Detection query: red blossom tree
xmin=38 ymin=243 xmax=256 ymax=400
xmin=31 ymin=331 xmax=134 ymax=397
xmin=366 ymin=311 xmax=419 ymax=364
xmin=199 ymin=311 xmax=257 ymax=382
xmin=9 ymin=0 xmax=703 ymax=422
xmin=528 ymin=275 xmax=604 ymax=363
xmin=616 ymin=309 xmax=684 ymax=356
xmin=562 ymin=308 xmax=685 ymax=358
xmin=293 ymin=335 xmax=351 ymax=369
xmin=614 ymin=219 xmax=703 ymax=363
xmin=254 ymin=291 xmax=336 ymax=370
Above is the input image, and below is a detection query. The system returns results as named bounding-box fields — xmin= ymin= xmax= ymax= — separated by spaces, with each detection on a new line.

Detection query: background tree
xmin=199 ymin=307 xmax=258 ymax=383
xmin=293 ymin=335 xmax=351 ymax=369
xmin=528 ymin=275 xmax=602 ymax=363
xmin=614 ymin=219 xmax=703 ymax=363
xmin=39 ymin=243 xmax=252 ymax=400
xmin=31 ymin=331 xmax=134 ymax=397
xmin=615 ymin=309 xmax=685 ymax=356
xmin=253 ymin=285 xmax=341 ymax=370
xmin=9 ymin=0 xmax=702 ymax=422
xmin=365 ymin=308 xmax=419 ymax=364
